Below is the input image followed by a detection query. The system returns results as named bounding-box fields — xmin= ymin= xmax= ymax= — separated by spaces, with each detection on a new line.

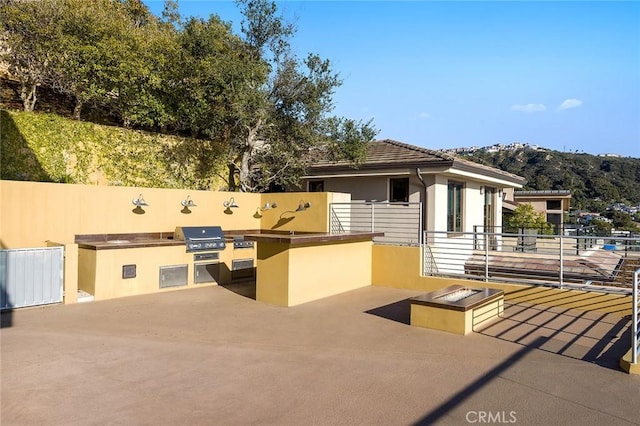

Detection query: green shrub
xmin=0 ymin=109 xmax=226 ymax=189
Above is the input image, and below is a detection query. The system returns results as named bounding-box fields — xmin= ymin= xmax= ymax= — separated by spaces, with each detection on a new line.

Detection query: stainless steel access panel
xmin=1 ymin=247 xmax=64 ymax=310
xmin=159 ymin=264 xmax=188 ymax=288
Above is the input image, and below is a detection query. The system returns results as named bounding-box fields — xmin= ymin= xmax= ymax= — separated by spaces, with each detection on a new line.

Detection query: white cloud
xmin=511 ymin=103 xmax=546 ymax=113
xmin=419 ymin=112 xmax=431 ymax=119
xmin=558 ymin=98 xmax=583 ymax=110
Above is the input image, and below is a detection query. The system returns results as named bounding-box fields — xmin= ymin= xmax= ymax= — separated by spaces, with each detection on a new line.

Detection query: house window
xmin=389 ymin=178 xmax=409 ymax=202
xmin=547 ymin=200 xmax=562 ymax=210
xmin=447 ymin=182 xmax=464 ymax=232
xmin=547 ymin=213 xmax=562 ymax=226
xmin=309 ymin=180 xmax=324 ymax=192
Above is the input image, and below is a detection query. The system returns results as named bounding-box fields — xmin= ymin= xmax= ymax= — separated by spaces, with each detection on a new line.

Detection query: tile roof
xmin=307 ymin=139 xmax=526 ymax=184
xmin=515 ymin=190 xmax=572 ymax=197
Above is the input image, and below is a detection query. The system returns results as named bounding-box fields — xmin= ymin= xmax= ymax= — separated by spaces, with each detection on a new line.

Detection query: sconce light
xmin=261 ymin=202 xmax=278 ymax=211
xmin=181 ymin=195 xmax=197 ymax=208
xmin=295 ymin=201 xmax=312 ymax=212
xmin=480 ymin=186 xmax=484 ymax=195
xmin=223 ymin=197 xmax=239 ymax=208
xmin=132 ymin=194 xmax=149 ymax=207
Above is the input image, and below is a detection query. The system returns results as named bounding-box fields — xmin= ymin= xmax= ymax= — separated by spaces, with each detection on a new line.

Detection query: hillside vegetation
xmin=461 ymin=149 xmax=640 ymax=211
xmin=1 ymin=109 xmax=225 ymax=189
xmin=0 ymin=0 xmax=376 ymax=192
xmin=4 ymin=106 xmax=638 ymax=206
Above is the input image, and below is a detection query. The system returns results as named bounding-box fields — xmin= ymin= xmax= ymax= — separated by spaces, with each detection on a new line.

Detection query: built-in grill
xmin=174 ymin=226 xmax=226 ymax=252
xmin=174 ymin=226 xmax=226 ymax=285
xmin=233 ymin=236 xmax=255 ymax=249
xmin=231 ymin=236 xmax=255 ymax=281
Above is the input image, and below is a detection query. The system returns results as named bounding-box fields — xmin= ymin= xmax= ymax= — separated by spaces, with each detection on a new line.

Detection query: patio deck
xmin=1 ymin=285 xmax=639 ymax=425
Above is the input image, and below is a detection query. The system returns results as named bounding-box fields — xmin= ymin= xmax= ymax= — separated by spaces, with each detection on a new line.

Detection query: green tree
xmin=591 ymin=217 xmax=613 ymax=236
xmin=51 ymin=0 xmax=128 ymax=119
xmin=1 ymin=0 xmax=173 ymax=125
xmin=168 ymin=15 xmax=262 ymax=136
xmin=224 ymin=0 xmax=377 ymax=191
xmin=507 ymin=203 xmax=553 ymax=233
xmin=52 ymin=0 xmax=173 ymax=125
xmin=0 ymin=0 xmax=63 ymax=111
xmin=605 ymin=210 xmax=639 ymax=231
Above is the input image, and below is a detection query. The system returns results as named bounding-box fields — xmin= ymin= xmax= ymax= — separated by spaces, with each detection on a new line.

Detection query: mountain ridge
xmin=450 ymin=146 xmax=640 ymax=211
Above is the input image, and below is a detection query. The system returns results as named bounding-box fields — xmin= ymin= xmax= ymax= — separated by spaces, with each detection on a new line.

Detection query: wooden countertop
xmin=244 ymin=232 xmax=383 ymax=246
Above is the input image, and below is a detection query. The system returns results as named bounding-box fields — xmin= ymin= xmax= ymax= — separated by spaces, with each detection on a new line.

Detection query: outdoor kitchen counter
xmin=76 ymin=233 xmax=182 ymax=250
xmin=244 ymin=231 xmax=383 ymax=246
xmin=246 ymin=232 xmax=382 ymax=307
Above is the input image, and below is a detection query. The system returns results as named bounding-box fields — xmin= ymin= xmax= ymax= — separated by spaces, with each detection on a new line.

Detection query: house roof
xmin=514 ymin=190 xmax=571 ymax=197
xmin=502 ymin=199 xmax=519 ymax=212
xmin=306 ymin=139 xmax=526 ymax=185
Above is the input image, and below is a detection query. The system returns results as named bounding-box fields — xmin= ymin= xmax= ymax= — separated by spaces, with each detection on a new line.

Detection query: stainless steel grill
xmin=174 ymin=226 xmax=226 ymax=252
xmin=233 ymin=236 xmax=255 ymax=249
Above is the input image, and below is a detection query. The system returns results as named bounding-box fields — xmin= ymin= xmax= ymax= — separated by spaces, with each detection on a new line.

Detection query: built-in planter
xmin=410 ymin=285 xmax=504 ymax=335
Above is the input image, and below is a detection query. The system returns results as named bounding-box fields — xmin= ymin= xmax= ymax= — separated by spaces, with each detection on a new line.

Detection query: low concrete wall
xmin=371 ymin=244 xmax=633 ymax=316
xmin=372 ymin=243 xmax=637 ymax=372
xmin=256 ymin=240 xmax=372 ymax=307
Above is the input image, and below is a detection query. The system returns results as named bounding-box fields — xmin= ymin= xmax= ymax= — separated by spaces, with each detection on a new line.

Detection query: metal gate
xmin=1 ymin=247 xmax=64 ymax=310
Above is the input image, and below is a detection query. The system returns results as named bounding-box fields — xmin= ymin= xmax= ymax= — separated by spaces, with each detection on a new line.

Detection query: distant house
xmin=503 ymin=189 xmax=572 ymax=230
xmin=299 ymin=139 xmax=526 ymax=234
xmin=578 ymin=213 xmax=612 ymax=225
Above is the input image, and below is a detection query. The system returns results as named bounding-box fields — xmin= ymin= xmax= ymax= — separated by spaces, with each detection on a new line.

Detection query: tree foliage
xmin=222 ymin=0 xmax=377 ymax=191
xmin=591 ymin=218 xmax=613 ymax=236
xmin=0 ymin=0 xmax=376 ymax=192
xmin=507 ymin=203 xmax=553 ymax=234
xmin=0 ymin=0 xmax=64 ymax=111
xmin=1 ymin=109 xmax=225 ymax=188
xmin=464 ymin=148 xmax=640 ymax=211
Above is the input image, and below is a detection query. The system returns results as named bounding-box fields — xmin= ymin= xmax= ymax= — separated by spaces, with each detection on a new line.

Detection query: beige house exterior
xmin=503 ymin=188 xmax=572 ymax=230
xmin=300 ymin=139 xmax=526 ymax=233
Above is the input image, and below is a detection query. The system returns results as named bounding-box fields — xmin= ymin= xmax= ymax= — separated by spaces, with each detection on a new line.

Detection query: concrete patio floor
xmin=2 ymin=284 xmax=639 ymax=425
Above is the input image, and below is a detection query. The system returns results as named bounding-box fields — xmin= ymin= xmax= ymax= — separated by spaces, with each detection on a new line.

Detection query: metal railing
xmin=422 ymin=230 xmax=640 ymax=294
xmin=633 ymin=269 xmax=640 ymax=364
xmin=330 ymin=202 xmax=422 ymax=246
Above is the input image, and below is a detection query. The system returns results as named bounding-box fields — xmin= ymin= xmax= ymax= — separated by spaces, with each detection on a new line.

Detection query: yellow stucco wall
xmin=256 ymin=191 xmax=334 ymax=233
xmin=0 ymin=180 xmax=352 ymax=304
xmin=411 ymin=304 xmax=473 ymax=335
xmin=47 ymin=241 xmax=78 ymax=304
xmin=372 ymin=244 xmax=633 ymax=317
xmin=255 ymin=242 xmax=290 ymax=306
xmin=77 ymin=245 xmax=222 ymax=301
xmin=0 ymin=181 xmax=347 ymax=249
xmin=287 ymin=240 xmax=372 ymax=306
xmin=0 ymin=181 xmax=258 ymax=248
xmin=256 ymin=240 xmax=372 ymax=307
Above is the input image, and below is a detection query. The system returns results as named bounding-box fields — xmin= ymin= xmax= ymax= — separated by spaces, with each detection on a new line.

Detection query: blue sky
xmin=144 ymin=1 xmax=640 ymax=158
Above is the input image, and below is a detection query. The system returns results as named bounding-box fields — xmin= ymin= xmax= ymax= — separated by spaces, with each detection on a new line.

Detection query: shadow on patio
xmin=366 ymin=286 xmax=633 ymax=372
xmin=477 ymin=300 xmax=631 ymax=370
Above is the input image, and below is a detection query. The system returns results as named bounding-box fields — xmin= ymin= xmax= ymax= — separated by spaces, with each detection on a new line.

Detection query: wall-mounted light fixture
xmin=480 ymin=186 xmax=484 ymax=195
xmin=254 ymin=202 xmax=277 ymax=218
xmin=223 ymin=197 xmax=239 ymax=208
xmin=181 ymin=195 xmax=197 ymax=208
xmin=295 ymin=201 xmax=311 ymax=212
xmin=132 ymin=194 xmax=149 ymax=207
